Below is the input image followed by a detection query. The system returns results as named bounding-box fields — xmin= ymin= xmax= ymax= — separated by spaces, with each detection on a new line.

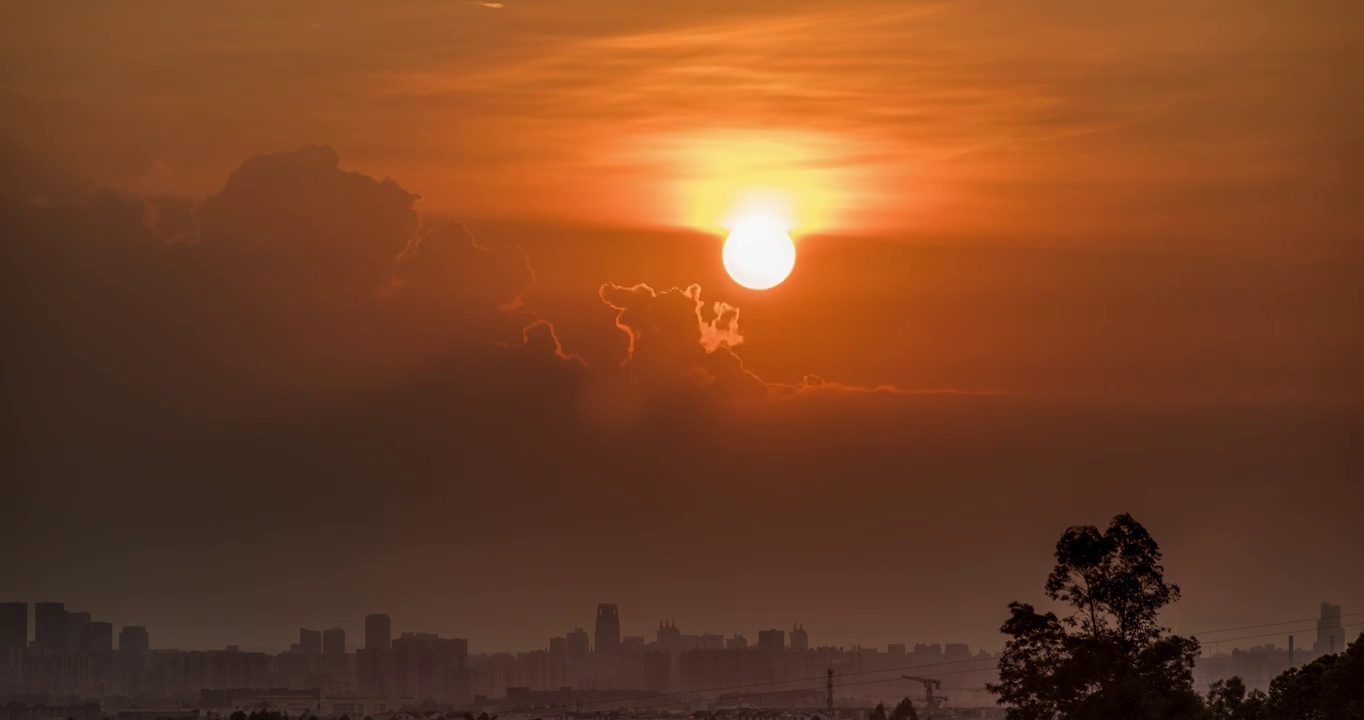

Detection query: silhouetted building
xmin=888 ymin=643 xmax=906 ymax=656
xmin=946 ymin=643 xmax=971 ymax=662
xmin=790 ymin=622 xmax=808 ymax=651
xmin=119 ymin=625 xmax=149 ymax=654
xmin=1315 ymin=602 xmax=1346 ymax=655
xmin=657 ymin=620 xmax=681 ymax=650
xmin=65 ymin=612 xmax=91 ymax=653
xmin=757 ymin=629 xmax=785 ymax=653
xmin=0 ymin=602 xmax=25 ymax=666
xmin=80 ymin=621 xmax=114 ymax=652
xmin=365 ymin=614 xmax=391 ymax=651
xmin=725 ymin=634 xmax=748 ymax=650
xmin=566 ymin=627 xmax=589 ymax=662
xmin=323 ymin=628 xmax=345 ymax=655
xmin=299 ymin=628 xmax=322 ymax=654
xmin=594 ymin=604 xmax=620 ymax=656
xmin=35 ymin=602 xmax=67 ymax=652
xmin=356 ymin=647 xmax=391 ymax=697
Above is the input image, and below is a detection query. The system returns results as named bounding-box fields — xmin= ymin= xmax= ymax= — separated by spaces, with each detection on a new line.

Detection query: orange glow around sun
xmin=629 ymin=129 xmax=861 ymax=235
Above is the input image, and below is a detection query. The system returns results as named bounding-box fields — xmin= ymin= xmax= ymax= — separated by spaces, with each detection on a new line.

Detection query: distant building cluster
xmin=7 ymin=600 xmax=1348 ymax=716
xmin=1194 ymin=602 xmax=1350 ymax=692
xmin=0 ymin=601 xmax=1002 ymax=714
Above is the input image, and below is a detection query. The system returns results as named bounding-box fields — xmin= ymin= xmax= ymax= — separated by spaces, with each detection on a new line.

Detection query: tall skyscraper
xmin=365 ymin=614 xmax=392 ymax=651
xmin=81 ymin=621 xmax=114 ymax=653
xmin=0 ymin=603 xmax=25 ymax=667
xmin=323 ymin=627 xmax=346 ymax=655
xmin=119 ymin=625 xmax=149 ymax=654
xmin=1315 ymin=602 xmax=1346 ymax=656
xmin=790 ymin=622 xmax=809 ymax=651
xmin=35 ymin=602 xmax=67 ymax=652
xmin=594 ymin=604 xmax=621 ymax=656
xmin=757 ymin=628 xmax=786 ymax=653
xmin=299 ymin=628 xmax=322 ymax=654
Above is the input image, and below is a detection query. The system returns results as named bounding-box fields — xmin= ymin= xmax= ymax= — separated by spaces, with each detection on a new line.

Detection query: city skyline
xmin=0 ymin=596 xmax=1354 ymax=710
xmin=1 ymin=599 xmax=1354 ymax=658
xmin=2 ymin=1 xmax=1360 ymax=717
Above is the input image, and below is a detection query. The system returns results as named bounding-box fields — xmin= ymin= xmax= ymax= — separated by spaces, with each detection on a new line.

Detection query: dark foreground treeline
xmin=1203 ymin=643 xmax=1362 ymax=720
xmin=990 ymin=513 xmax=1361 ymax=720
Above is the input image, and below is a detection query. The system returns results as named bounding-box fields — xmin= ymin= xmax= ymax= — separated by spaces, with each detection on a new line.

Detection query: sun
xmin=722 ymin=215 xmax=796 ymax=290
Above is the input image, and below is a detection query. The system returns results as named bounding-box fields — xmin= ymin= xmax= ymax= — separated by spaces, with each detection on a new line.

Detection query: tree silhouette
xmin=868 ymin=703 xmax=887 ymax=720
xmin=1204 ymin=677 xmax=1265 ymax=720
xmin=1258 ymin=631 xmax=1363 ymax=719
xmin=988 ymin=513 xmax=1202 ymax=720
xmin=889 ymin=697 xmax=917 ymax=720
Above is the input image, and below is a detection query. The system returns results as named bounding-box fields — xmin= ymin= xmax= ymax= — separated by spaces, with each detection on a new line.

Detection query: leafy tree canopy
xmin=989 ymin=513 xmax=1202 ymax=720
xmin=889 ymin=697 xmax=918 ymax=720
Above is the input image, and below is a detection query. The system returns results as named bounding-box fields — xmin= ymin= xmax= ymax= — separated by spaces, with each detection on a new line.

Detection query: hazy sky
xmin=1 ymin=1 xmax=1361 ymax=654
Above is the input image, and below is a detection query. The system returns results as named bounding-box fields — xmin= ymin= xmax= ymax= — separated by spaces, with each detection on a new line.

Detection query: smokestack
xmin=1289 ymin=635 xmax=1295 ymax=668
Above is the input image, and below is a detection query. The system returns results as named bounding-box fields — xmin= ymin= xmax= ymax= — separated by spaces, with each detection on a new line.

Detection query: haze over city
xmin=1 ymin=1 xmax=1361 ymax=719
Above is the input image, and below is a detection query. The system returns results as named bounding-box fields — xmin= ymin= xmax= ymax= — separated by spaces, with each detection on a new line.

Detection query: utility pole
xmin=827 ymin=668 xmax=834 ymax=712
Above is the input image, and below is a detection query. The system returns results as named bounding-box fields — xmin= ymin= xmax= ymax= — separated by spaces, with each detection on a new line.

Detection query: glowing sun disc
xmin=722 ymin=220 xmax=796 ymax=290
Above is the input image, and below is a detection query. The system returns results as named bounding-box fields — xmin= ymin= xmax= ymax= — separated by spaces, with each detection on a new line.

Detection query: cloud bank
xmin=1 ymin=144 xmax=1358 ymax=656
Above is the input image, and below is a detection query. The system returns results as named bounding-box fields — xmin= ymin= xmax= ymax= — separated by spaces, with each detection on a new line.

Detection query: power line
xmin=535 ymin=655 xmax=998 ymax=713
xmin=579 ymin=666 xmax=1000 ymax=713
xmin=1186 ymin=611 xmax=1364 ymax=637
xmin=1196 ymin=620 xmax=1364 ymax=647
xmin=507 ymin=615 xmax=1362 ymax=714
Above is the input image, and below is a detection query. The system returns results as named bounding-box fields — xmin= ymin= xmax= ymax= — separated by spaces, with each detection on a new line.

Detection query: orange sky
xmin=1 ymin=0 xmax=1361 ymax=654
xmin=2 ymin=0 xmax=1360 ymax=251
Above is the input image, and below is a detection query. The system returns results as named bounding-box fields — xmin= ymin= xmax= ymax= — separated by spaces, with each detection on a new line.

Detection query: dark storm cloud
xmin=198 ymin=145 xmax=419 ymax=298
xmin=0 ymin=141 xmax=885 ymax=455
xmin=392 ymin=222 xmax=534 ymax=311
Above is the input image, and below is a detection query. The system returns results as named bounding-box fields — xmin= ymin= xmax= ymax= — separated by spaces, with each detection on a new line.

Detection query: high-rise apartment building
xmin=365 ymin=614 xmax=392 ymax=651
xmin=566 ymin=627 xmax=589 ymax=662
xmin=65 ymin=611 xmax=91 ymax=652
xmin=323 ymin=628 xmax=346 ymax=655
xmin=1315 ymin=602 xmax=1346 ymax=656
xmin=299 ymin=628 xmax=322 ymax=654
xmin=0 ymin=603 xmax=25 ymax=668
xmin=35 ymin=602 xmax=67 ymax=652
xmin=757 ymin=629 xmax=785 ymax=653
xmin=790 ymin=622 xmax=809 ymax=651
xmin=81 ymin=621 xmax=114 ymax=653
xmin=119 ymin=625 xmax=149 ymax=654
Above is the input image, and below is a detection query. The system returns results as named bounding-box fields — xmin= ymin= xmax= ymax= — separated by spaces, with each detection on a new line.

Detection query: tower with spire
xmin=656 ymin=619 xmax=682 ymax=650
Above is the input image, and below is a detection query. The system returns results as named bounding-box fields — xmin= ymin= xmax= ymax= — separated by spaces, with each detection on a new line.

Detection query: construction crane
xmin=901 ymin=676 xmax=947 ymax=711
